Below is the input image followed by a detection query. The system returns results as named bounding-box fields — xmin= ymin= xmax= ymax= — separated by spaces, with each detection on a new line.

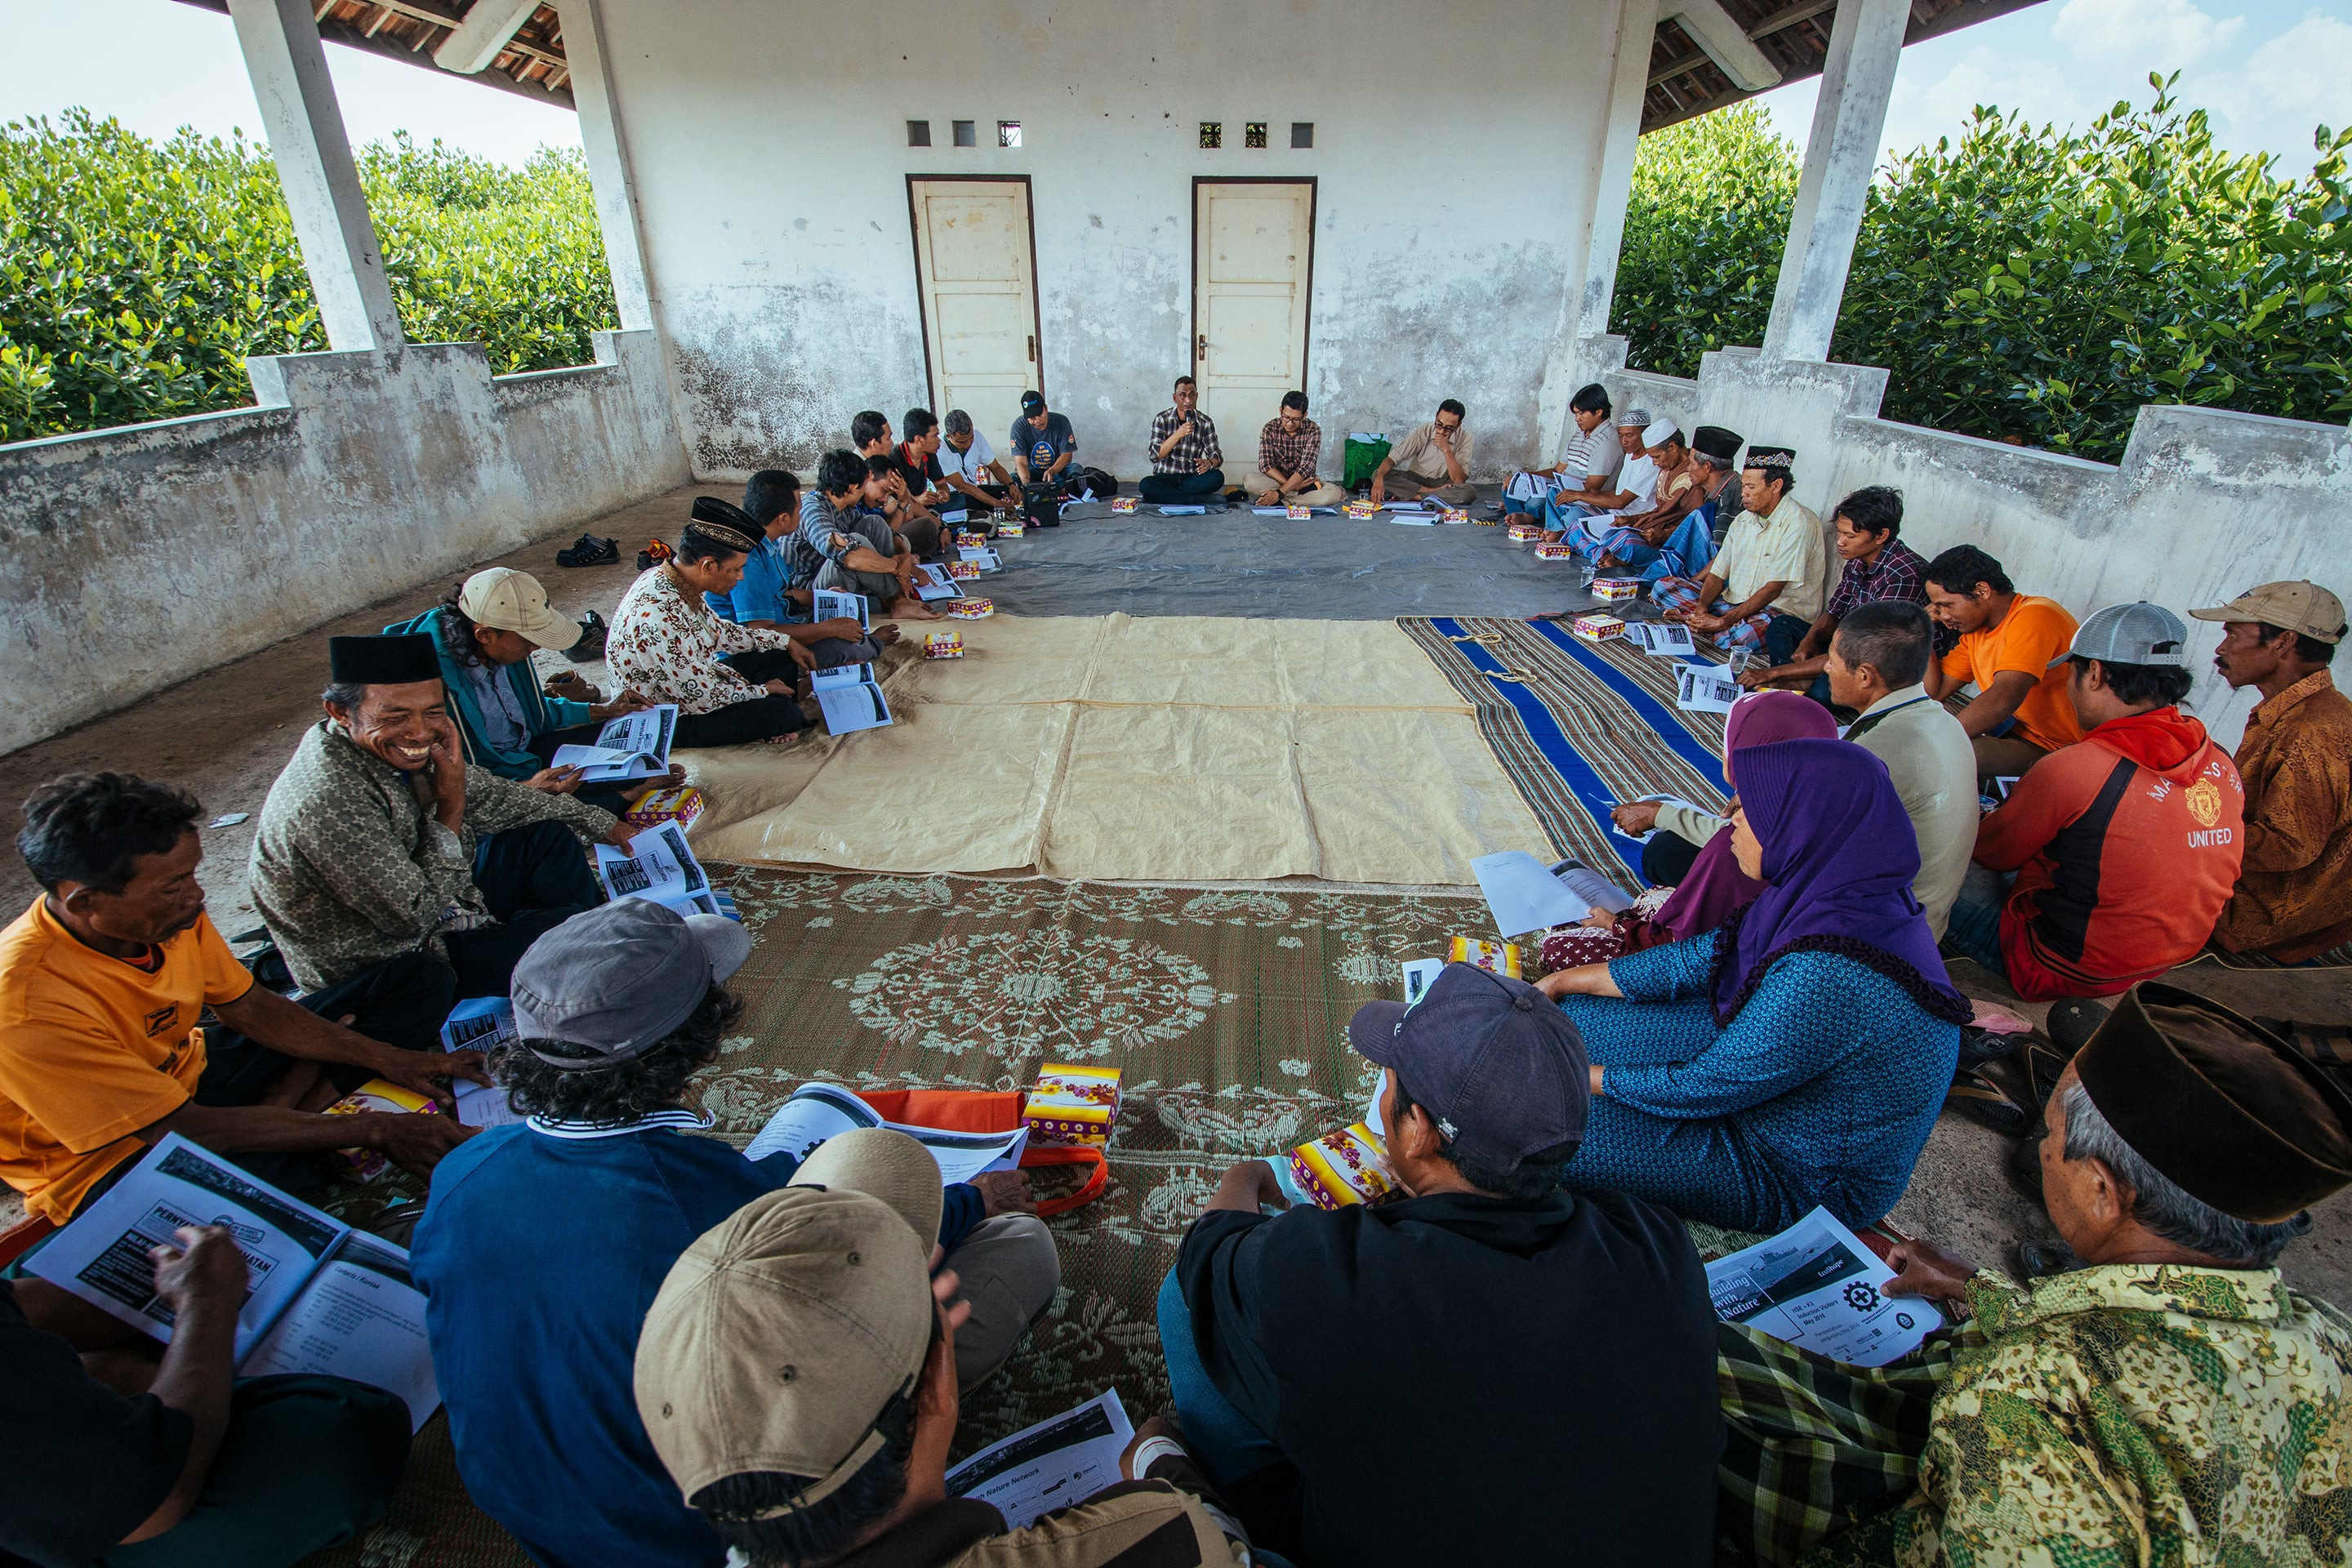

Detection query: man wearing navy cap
xmin=1163 ymin=962 xmax=1722 ymax=1568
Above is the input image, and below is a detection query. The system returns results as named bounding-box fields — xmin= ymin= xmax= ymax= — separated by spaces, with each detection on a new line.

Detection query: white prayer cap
xmin=1642 ymin=420 xmax=1679 ymax=448
xmin=1617 ymin=407 xmax=1651 ymax=429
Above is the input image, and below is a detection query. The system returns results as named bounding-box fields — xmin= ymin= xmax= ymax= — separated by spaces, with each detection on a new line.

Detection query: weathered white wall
xmin=1586 ymin=334 xmax=2352 ymax=750
xmin=0 ymin=331 xmax=688 ymax=755
xmin=598 ymin=0 xmax=1630 ymax=477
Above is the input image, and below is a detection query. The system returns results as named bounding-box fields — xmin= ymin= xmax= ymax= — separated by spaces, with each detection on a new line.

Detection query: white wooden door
xmin=1194 ymin=181 xmax=1313 ymax=456
xmin=910 ymin=179 xmax=1040 ymax=443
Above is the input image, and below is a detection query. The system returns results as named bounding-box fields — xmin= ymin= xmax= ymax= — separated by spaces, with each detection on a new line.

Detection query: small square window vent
xmin=1245 ymin=122 xmax=1267 ymax=149
xmin=907 ymin=120 xmax=931 ymax=147
xmin=998 ymin=120 xmax=1022 ymax=148
xmin=1290 ymin=121 xmax=1314 ymax=149
xmin=952 ymin=120 xmax=977 ymax=148
xmin=1200 ymin=121 xmax=1223 ymax=149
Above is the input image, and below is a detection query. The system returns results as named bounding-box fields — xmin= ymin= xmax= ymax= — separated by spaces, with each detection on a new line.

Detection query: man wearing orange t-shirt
xmin=1922 ymin=546 xmax=2085 ymax=789
xmin=0 ymin=773 xmax=482 ymax=1224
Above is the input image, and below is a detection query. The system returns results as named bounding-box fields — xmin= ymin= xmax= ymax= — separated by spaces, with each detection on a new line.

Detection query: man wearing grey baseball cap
xmin=410 ymin=902 xmax=1056 ymax=1568
xmin=1949 ymin=601 xmax=2246 ymax=1001
xmin=1162 ymin=962 xmax=1721 ymax=1567
xmin=2194 ymin=580 xmax=2352 ymax=964
xmin=635 ymin=1129 xmax=1255 ymax=1568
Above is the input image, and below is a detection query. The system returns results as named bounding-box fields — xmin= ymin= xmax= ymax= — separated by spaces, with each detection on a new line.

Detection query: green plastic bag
xmin=1343 ymin=436 xmax=1392 ymax=490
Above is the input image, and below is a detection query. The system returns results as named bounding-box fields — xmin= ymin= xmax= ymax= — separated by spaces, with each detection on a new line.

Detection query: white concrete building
xmin=2 ymin=0 xmax=2344 ymax=754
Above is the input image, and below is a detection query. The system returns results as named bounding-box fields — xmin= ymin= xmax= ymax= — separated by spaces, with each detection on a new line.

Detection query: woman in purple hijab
xmin=1539 ymin=691 xmax=1837 ymax=973
xmin=1537 ymin=737 xmax=1970 ymax=1232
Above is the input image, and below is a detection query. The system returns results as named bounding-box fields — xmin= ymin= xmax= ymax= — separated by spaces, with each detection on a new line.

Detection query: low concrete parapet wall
xmin=0 ymin=329 xmax=689 ymax=755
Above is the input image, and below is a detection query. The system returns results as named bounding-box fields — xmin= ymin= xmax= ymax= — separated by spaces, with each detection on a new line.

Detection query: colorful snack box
xmin=1570 ymin=612 xmax=1625 ymax=643
xmin=1343 ymin=501 xmax=1379 ymax=518
xmin=1440 ymin=508 xmax=1471 ymax=523
xmin=623 ymin=785 xmax=705 ymax=832
xmin=922 ymin=630 xmax=964 ymax=659
xmin=1111 ymin=497 xmax=1138 ymax=514
xmin=323 ymin=1079 xmax=442 ymax=1179
xmin=956 ymin=531 xmax=987 ymax=549
xmin=1507 ymin=523 xmax=1545 ymax=543
xmin=1285 ymin=504 xmax=1311 ymax=519
xmin=996 ymin=523 xmax=1026 ymax=539
xmin=1287 ymin=1122 xmax=1399 ymax=1210
xmin=946 ymin=598 xmax=995 ymax=619
xmin=1592 ymin=577 xmax=1642 ymax=601
xmin=1446 ymin=936 xmax=1523 ymax=978
xmin=947 ymin=560 xmax=982 ymax=580
xmin=1024 ymin=1063 xmax=1122 ymax=1147
xmin=1534 ymin=542 xmax=1579 ymax=561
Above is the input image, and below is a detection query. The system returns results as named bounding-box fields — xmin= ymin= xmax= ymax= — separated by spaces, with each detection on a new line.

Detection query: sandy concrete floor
xmin=5 ymin=481 xmax=2350 ymax=1299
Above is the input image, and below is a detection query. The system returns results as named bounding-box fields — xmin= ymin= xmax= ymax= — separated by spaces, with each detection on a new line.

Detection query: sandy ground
xmin=5 ymin=483 xmax=2350 ymax=1298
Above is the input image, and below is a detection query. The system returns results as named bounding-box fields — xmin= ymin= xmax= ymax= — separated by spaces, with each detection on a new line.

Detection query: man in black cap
xmin=1164 ymin=962 xmax=1722 ymax=1567
xmin=249 ymin=632 xmax=629 ymax=1003
xmin=1720 ymin=982 xmax=2352 ymax=1567
xmin=1009 ymin=391 xmax=1078 ymax=492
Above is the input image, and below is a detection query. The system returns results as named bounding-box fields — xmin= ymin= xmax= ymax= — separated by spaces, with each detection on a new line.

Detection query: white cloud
xmin=2051 ymin=0 xmax=2247 ymax=64
xmin=2190 ymin=12 xmax=2352 ymax=169
xmin=1878 ymin=48 xmax=2094 ymax=159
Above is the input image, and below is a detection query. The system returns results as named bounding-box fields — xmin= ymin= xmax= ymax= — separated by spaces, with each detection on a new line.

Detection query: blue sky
xmin=2 ymin=0 xmax=2348 ymax=176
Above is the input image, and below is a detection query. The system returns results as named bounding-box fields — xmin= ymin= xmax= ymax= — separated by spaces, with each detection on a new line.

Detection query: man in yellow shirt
xmin=0 ymin=773 xmax=480 ymax=1223
xmin=1655 ymin=445 xmax=1826 ymax=659
xmin=1921 ymin=545 xmax=2085 ymax=787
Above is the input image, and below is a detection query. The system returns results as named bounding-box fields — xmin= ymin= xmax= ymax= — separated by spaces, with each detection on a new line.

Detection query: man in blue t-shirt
xmin=1009 ymin=390 xmax=1078 ymax=490
xmin=411 ymin=902 xmax=1058 ymax=1568
xmin=702 ymin=473 xmax=892 ymax=670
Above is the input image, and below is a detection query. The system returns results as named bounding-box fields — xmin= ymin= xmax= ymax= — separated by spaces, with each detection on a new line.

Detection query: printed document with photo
xmin=812 ymin=589 xmax=870 ymax=630
xmin=438 ymin=997 xmax=524 ymax=1129
xmin=1705 ymin=1206 xmax=1943 ymax=1367
xmin=24 ymin=1134 xmax=442 ymax=1428
xmin=595 ymin=819 xmax=721 ymax=917
xmin=1675 ymin=662 xmax=1743 ymax=715
xmin=812 ymin=663 xmax=895 ymax=734
xmin=743 ymin=1082 xmax=1027 ymax=1186
xmin=550 ymin=702 xmax=679 ymax=782
xmin=1472 ymin=850 xmax=1633 ymax=937
xmin=945 ymin=1389 xmax=1134 ymax=1530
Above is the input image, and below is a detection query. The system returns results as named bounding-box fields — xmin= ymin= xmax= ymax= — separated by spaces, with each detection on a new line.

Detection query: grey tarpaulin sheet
xmin=962 ymin=501 xmax=1609 ymax=620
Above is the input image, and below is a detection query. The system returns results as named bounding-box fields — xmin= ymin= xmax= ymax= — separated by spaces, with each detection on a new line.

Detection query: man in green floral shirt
xmin=1718 ymin=981 xmax=2352 ymax=1567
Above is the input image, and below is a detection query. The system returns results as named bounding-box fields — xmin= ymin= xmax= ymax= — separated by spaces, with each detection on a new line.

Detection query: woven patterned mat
xmin=309 ymin=869 xmax=1496 ymax=1567
xmin=1396 ymin=617 xmax=1733 ymax=889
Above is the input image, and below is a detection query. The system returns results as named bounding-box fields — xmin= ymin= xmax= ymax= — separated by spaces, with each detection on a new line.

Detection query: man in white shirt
xmin=1653 ymin=445 xmax=1825 ymax=657
xmin=1828 ymin=600 xmax=1979 ymax=938
xmin=1544 ymin=407 xmax=1657 ymax=549
xmin=936 ymin=408 xmax=1018 ymax=513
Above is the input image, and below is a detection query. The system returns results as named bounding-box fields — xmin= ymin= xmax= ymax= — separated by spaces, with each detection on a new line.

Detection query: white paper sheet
xmin=957 ymin=546 xmax=1004 ymax=571
xmin=1706 ymin=1207 xmax=1943 ymax=1367
xmin=550 ymin=703 xmax=679 ymax=782
xmin=439 ymin=997 xmax=524 ymax=1129
xmin=910 ymin=563 xmax=964 ymax=602
xmin=1471 ymin=850 xmax=1597 ymax=937
xmin=1674 ymin=662 xmax=1743 ymax=715
xmin=595 ymin=819 xmax=719 ymax=916
xmin=1624 ymin=621 xmax=1696 ymax=657
xmin=812 ymin=665 xmax=895 ymax=733
xmin=812 ymin=589 xmax=870 ymax=629
xmin=240 ymin=1232 xmax=442 ymax=1430
xmin=26 ymin=1134 xmax=349 ymax=1361
xmin=1156 ymin=505 xmax=1210 ymax=515
xmin=743 ymin=1083 xmax=1027 ymax=1186
xmin=1611 ymin=793 xmax=1706 ymax=844
xmin=945 ymin=1389 xmax=1134 ymax=1530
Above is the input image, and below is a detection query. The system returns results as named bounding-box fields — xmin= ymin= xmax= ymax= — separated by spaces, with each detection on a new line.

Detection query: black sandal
xmin=1957 ymin=1026 xmax=2022 ymax=1071
xmin=1946 ymin=1067 xmax=2034 ymax=1137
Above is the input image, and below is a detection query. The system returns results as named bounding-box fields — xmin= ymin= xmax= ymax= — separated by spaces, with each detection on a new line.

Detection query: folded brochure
xmin=743 ymin=1081 xmax=1027 ymax=1186
xmin=595 ymin=818 xmax=725 ymax=917
xmin=1707 ymin=1206 xmax=1942 ymax=1367
xmin=24 ymin=1134 xmax=441 ymax=1429
xmin=945 ymin=1388 xmax=1133 ymax=1530
xmin=549 ymin=702 xmax=679 ymax=782
xmin=811 ymin=662 xmax=894 ymax=733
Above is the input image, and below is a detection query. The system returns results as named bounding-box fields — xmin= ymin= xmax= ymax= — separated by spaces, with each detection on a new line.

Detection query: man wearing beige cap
xmin=385 ymin=568 xmax=670 ymax=804
xmin=2194 ymin=579 xmax=2352 ymax=964
xmin=636 ymin=1129 xmax=1254 ymax=1568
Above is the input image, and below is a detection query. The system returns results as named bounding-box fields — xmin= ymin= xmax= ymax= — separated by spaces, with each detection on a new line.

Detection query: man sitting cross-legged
xmin=936 ymin=408 xmax=1019 ymax=514
xmin=1944 ymin=602 xmax=2244 ymax=1000
xmin=797 ymin=450 xmax=942 ymax=622
xmin=1739 ymin=485 xmax=1928 ymax=700
xmin=1586 ymin=420 xmax=1719 ymax=581
xmin=1541 ymin=404 xmax=1655 ymax=544
xmin=250 ymin=633 xmax=625 ymax=1005
xmin=1824 ymin=602 xmax=1978 ymax=938
xmin=1368 ymin=399 xmax=1479 ymax=508
xmin=853 ymin=409 xmax=942 ymax=557
xmin=2194 ymin=580 xmax=2352 ymax=966
xmin=1920 ymin=543 xmax=2083 ymax=787
xmin=386 ymin=567 xmax=678 ymax=817
xmin=1247 ymin=390 xmax=1347 ymax=509
xmin=604 ymin=501 xmax=827 ymax=746
xmin=1654 ymin=445 xmax=1824 ymax=659
xmin=412 ymin=902 xmax=1055 ymax=1568
xmin=2 ymin=1223 xmax=413 ymax=1568
xmin=1163 ymin=962 xmax=1721 ymax=1567
xmin=634 ymin=1129 xmax=1252 ymax=1568
xmin=1140 ymin=374 xmax=1228 ymax=506
xmin=1508 ymin=382 xmax=1621 ymax=519
xmin=706 ymin=469 xmax=895 ymax=671
xmin=2 ymin=773 xmax=478 ymax=1224
xmin=1718 ymin=983 xmax=2352 ymax=1568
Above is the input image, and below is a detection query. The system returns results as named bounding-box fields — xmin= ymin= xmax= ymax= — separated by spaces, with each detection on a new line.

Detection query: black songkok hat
xmin=1690 ymin=425 xmax=1744 ymax=465
xmin=1741 ymin=444 xmax=1796 ymax=473
xmin=2074 ymin=982 xmax=2352 ymax=1224
xmin=328 ymin=633 xmax=439 ymax=686
xmin=685 ymin=496 xmax=760 ymax=555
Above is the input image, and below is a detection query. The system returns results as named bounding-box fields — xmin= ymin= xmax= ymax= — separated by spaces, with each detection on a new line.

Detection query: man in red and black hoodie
xmin=1944 ymin=603 xmax=2244 ymax=1000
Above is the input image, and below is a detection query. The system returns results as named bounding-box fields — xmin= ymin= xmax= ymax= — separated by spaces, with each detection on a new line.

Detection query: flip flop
xmin=1945 ymin=1067 xmax=2033 ymax=1137
xmin=2018 ymin=1039 xmax=2073 ymax=1107
xmin=1957 ymin=1026 xmax=2023 ymax=1071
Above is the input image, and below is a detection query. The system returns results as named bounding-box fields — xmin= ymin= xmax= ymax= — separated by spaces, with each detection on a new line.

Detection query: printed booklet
xmin=550 ymin=703 xmax=679 ymax=782
xmin=1470 ymin=849 xmax=1633 ymax=937
xmin=1674 ymin=662 xmax=1743 ymax=715
xmin=742 ymin=1081 xmax=1027 ymax=1185
xmin=438 ymin=997 xmax=525 ymax=1129
xmin=24 ymin=1134 xmax=441 ymax=1429
xmin=1705 ymin=1205 xmax=1943 ymax=1367
xmin=812 ymin=589 xmax=870 ymax=630
xmin=945 ymin=1389 xmax=1134 ymax=1530
xmin=811 ymin=663 xmax=895 ymax=734
xmin=595 ymin=818 xmax=724 ymax=917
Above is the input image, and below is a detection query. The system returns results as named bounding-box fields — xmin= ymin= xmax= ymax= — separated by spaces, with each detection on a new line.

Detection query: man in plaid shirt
xmin=1740 ymin=484 xmax=1929 ymax=695
xmin=1139 ymin=375 xmax=1228 ymax=506
xmin=1245 ymin=391 xmax=1346 ymax=508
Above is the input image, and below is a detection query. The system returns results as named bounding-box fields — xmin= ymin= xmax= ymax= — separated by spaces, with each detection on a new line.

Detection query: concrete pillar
xmin=1576 ymin=0 xmax=1662 ymax=348
xmin=1759 ymin=0 xmax=1907 ymax=362
xmin=227 ymin=0 xmax=403 ymax=353
xmin=434 ymin=0 xmax=538 ymax=74
xmin=554 ymin=0 xmax=656 ymax=332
